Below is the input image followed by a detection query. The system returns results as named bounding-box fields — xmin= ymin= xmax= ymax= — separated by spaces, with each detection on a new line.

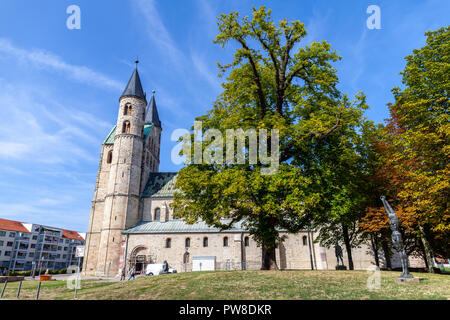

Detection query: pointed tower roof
xmin=145 ymin=91 xmax=161 ymax=127
xmin=120 ymin=60 xmax=146 ymax=101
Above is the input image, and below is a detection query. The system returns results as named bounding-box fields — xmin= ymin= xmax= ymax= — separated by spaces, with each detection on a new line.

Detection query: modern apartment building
xmin=0 ymin=218 xmax=85 ymax=272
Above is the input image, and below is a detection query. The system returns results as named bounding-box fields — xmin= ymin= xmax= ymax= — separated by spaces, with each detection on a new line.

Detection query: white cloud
xmin=133 ymin=0 xmax=185 ymax=69
xmin=0 ymin=38 xmax=123 ymax=91
xmin=0 ymin=80 xmax=103 ymax=164
xmin=190 ymin=52 xmax=221 ymax=92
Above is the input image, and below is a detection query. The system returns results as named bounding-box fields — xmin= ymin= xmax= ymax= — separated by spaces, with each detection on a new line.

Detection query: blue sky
xmin=0 ymin=0 xmax=448 ymax=231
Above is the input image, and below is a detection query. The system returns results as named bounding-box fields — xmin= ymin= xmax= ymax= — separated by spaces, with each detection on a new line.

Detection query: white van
xmin=145 ymin=263 xmax=177 ymax=276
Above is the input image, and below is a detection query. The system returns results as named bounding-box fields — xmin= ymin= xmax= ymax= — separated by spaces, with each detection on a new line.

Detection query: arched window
xmin=165 ymin=238 xmax=171 ymax=248
xmin=122 ymin=121 xmax=130 ymax=134
xmin=223 ymin=237 xmax=229 ymax=247
xmin=185 ymin=237 xmax=190 ymax=248
xmin=123 ymin=104 xmax=132 ymax=116
xmin=244 ymin=236 xmax=249 ymax=247
xmin=183 ymin=252 xmax=190 ymax=263
xmin=154 ymin=208 xmax=160 ymax=221
xmin=106 ymin=150 xmax=113 ymax=164
xmin=302 ymin=235 xmax=308 ymax=246
xmin=203 ymin=237 xmax=208 ymax=247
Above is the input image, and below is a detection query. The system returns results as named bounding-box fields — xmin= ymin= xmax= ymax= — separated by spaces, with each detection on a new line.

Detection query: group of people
xmin=120 ymin=266 xmax=136 ymax=281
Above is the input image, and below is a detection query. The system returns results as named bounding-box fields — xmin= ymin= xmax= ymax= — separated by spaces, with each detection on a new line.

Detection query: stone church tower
xmin=83 ymin=63 xmax=161 ymax=276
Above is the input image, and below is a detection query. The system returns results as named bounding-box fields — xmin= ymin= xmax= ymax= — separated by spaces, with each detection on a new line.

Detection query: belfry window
xmin=203 ymin=237 xmax=208 ymax=248
xmin=185 ymin=238 xmax=190 ymax=248
xmin=122 ymin=121 xmax=131 ymax=134
xmin=124 ymin=104 xmax=132 ymax=116
xmin=223 ymin=237 xmax=229 ymax=247
xmin=106 ymin=150 xmax=113 ymax=164
xmin=244 ymin=236 xmax=249 ymax=247
xmin=166 ymin=238 xmax=171 ymax=248
xmin=302 ymin=236 xmax=307 ymax=246
xmin=154 ymin=208 xmax=160 ymax=221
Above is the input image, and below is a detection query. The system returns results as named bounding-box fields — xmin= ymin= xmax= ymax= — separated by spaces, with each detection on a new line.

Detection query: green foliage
xmin=173 ymin=6 xmax=372 ymax=269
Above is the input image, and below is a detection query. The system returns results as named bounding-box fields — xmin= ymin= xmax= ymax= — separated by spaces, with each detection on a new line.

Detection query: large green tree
xmin=172 ymin=7 xmax=369 ymax=269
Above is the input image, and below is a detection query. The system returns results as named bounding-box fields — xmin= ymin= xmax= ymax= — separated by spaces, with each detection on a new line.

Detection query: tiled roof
xmin=123 ymin=219 xmax=247 ymax=234
xmin=0 ymin=218 xmax=28 ymax=233
xmin=103 ymin=124 xmax=154 ymax=145
xmin=62 ymin=229 xmax=85 ymax=241
xmin=142 ymin=172 xmax=178 ymax=198
xmin=145 ymin=94 xmax=161 ymax=127
xmin=121 ymin=67 xmax=146 ymax=101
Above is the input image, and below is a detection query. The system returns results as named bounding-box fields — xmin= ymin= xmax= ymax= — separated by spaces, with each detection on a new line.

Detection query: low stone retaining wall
xmin=0 ymin=276 xmax=25 ymax=283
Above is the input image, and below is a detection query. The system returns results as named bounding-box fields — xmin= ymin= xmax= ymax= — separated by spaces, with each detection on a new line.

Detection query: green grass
xmin=1 ymin=270 xmax=449 ymax=300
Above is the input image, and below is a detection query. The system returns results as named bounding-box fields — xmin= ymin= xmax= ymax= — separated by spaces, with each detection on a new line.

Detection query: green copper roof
xmin=103 ymin=125 xmax=117 ymax=144
xmin=123 ymin=219 xmax=247 ymax=234
xmin=103 ymin=124 xmax=153 ymax=145
xmin=142 ymin=172 xmax=178 ymax=198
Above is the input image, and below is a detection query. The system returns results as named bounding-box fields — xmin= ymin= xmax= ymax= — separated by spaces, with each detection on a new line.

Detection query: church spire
xmin=145 ymin=91 xmax=161 ymax=127
xmin=120 ymin=60 xmax=146 ymax=101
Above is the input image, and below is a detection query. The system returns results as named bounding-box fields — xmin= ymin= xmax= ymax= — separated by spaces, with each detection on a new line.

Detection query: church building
xmin=82 ymin=65 xmax=423 ymax=277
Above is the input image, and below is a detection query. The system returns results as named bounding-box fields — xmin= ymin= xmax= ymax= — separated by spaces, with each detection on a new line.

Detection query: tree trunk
xmin=418 ymin=225 xmax=435 ymax=273
xmin=261 ymin=245 xmax=278 ymax=270
xmin=342 ymin=225 xmax=354 ymax=270
xmin=370 ymin=234 xmax=380 ymax=267
xmin=381 ymin=241 xmax=392 ymax=270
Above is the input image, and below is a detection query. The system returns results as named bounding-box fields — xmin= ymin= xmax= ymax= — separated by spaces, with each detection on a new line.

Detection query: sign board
xmin=75 ymin=246 xmax=85 ymax=258
xmin=192 ymin=256 xmax=215 ymax=271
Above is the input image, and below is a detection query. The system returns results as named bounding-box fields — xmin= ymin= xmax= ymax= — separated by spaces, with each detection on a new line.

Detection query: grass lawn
xmin=1 ymin=270 xmax=449 ymax=300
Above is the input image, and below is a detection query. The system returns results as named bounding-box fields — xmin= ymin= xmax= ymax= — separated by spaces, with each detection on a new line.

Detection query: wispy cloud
xmin=190 ymin=52 xmax=221 ymax=92
xmin=0 ymin=80 xmax=105 ymax=164
xmin=133 ymin=0 xmax=185 ymax=69
xmin=0 ymin=38 xmax=123 ymax=91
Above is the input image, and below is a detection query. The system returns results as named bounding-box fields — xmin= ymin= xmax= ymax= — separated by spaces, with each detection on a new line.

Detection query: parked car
xmin=145 ymin=261 xmax=177 ymax=276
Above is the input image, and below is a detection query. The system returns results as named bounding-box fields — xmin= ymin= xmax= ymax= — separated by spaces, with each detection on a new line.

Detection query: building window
xmin=31 ymin=244 xmax=36 ymax=248
xmin=32 ymin=235 xmax=37 ymax=240
xmin=5 ymin=251 xmax=11 ymax=256
xmin=122 ymin=121 xmax=131 ymax=134
xmin=0 ymin=241 xmax=3 ymax=246
xmin=9 ymin=232 xmax=15 ymax=237
xmin=203 ymin=237 xmax=208 ymax=248
xmin=154 ymin=208 xmax=161 ymax=221
xmin=166 ymin=238 xmax=171 ymax=248
xmin=29 ymin=252 xmax=34 ymax=257
xmin=0 ymin=231 xmax=5 ymax=237
xmin=223 ymin=237 xmax=229 ymax=247
xmin=183 ymin=252 xmax=190 ymax=264
xmin=107 ymin=150 xmax=113 ymax=164
xmin=302 ymin=236 xmax=307 ymax=246
xmin=185 ymin=238 xmax=190 ymax=248
xmin=6 ymin=242 xmax=13 ymax=247
xmin=124 ymin=104 xmax=132 ymax=116
xmin=244 ymin=236 xmax=249 ymax=247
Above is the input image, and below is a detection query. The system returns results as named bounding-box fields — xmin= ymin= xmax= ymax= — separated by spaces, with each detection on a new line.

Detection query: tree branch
xmin=309 ymin=113 xmax=342 ymax=140
xmin=237 ymin=37 xmax=267 ymax=118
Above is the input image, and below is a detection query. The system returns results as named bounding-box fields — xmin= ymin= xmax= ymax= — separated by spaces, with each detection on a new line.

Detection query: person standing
xmin=127 ymin=266 xmax=135 ymax=281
